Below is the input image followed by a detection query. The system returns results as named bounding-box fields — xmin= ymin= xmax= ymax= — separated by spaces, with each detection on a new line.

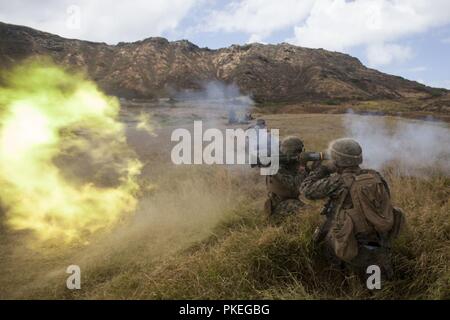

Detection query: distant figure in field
xmin=228 ymin=108 xmax=238 ymax=124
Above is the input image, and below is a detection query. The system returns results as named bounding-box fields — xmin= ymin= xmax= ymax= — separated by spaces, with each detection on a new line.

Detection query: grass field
xmin=0 ymin=111 xmax=448 ymax=299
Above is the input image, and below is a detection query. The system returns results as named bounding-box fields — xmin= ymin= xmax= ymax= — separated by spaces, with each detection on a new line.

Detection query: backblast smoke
xmin=344 ymin=112 xmax=450 ymax=176
xmin=0 ymin=59 xmax=143 ymax=244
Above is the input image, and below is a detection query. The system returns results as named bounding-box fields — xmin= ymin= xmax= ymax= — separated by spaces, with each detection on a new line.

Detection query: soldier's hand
xmin=315 ymin=161 xmax=336 ymax=177
xmin=298 ymin=152 xmax=310 ymax=165
xmin=323 ymin=160 xmax=337 ymax=174
xmin=315 ymin=165 xmax=329 ymax=177
xmin=311 ymin=159 xmax=322 ymax=171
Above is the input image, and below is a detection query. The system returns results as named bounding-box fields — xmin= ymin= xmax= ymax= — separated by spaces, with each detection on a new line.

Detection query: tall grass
xmin=0 ymin=114 xmax=448 ymax=299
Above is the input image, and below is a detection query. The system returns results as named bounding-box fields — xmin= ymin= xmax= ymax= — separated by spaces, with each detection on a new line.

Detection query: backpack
xmin=328 ymin=170 xmax=400 ymax=262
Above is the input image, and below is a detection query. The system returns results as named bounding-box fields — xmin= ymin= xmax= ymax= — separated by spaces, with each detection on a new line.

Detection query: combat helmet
xmin=329 ymin=138 xmax=363 ymax=167
xmin=280 ymin=136 xmax=304 ymax=157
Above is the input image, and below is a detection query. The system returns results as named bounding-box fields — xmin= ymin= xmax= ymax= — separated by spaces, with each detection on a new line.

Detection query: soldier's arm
xmin=299 ymin=167 xmax=342 ymax=200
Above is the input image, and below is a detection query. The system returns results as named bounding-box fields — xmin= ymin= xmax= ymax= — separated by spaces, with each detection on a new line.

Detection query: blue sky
xmin=1 ymin=0 xmax=450 ymax=89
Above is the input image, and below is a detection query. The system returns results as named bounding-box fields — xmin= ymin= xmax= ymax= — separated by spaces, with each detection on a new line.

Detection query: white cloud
xmin=204 ymin=0 xmax=450 ymax=66
xmin=248 ymin=34 xmax=266 ymax=44
xmin=442 ymin=37 xmax=450 ymax=44
xmin=290 ymin=0 xmax=450 ymax=65
xmin=0 ymin=0 xmax=201 ymax=44
xmin=441 ymin=81 xmax=450 ymax=89
xmin=204 ymin=0 xmax=315 ymax=43
xmin=291 ymin=0 xmax=450 ymax=51
xmin=366 ymin=43 xmax=413 ymax=67
xmin=3 ymin=0 xmax=450 ymax=68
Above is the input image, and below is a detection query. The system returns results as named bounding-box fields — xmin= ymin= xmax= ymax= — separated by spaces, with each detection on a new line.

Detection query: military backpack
xmin=328 ymin=170 xmax=404 ymax=262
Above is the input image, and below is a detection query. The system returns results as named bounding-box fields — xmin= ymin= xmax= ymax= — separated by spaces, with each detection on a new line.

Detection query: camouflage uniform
xmin=300 ymin=139 xmax=396 ymax=280
xmin=265 ymin=136 xmax=307 ymax=220
xmin=265 ymin=163 xmax=308 ymax=217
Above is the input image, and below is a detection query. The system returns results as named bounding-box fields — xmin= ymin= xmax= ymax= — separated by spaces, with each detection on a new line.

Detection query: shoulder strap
xmin=334 ymin=173 xmax=354 ymax=220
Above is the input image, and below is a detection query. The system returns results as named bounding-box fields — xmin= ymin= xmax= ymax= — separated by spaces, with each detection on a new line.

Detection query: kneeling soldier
xmin=300 ymin=138 xmax=405 ymax=281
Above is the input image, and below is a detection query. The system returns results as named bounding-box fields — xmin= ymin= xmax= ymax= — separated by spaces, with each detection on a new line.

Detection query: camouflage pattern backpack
xmin=328 ymin=170 xmax=398 ymax=262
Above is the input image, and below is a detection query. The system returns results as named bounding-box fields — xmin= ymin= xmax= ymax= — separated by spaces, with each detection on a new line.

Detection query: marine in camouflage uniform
xmin=300 ymin=138 xmax=401 ymax=281
xmin=265 ymin=136 xmax=308 ymax=220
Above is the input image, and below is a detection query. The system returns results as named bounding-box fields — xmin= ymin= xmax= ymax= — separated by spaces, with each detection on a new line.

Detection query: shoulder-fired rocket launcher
xmin=251 ymin=151 xmax=330 ymax=168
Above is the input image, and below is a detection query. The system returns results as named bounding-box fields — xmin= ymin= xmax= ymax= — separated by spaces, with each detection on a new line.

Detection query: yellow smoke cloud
xmin=136 ymin=112 xmax=157 ymax=136
xmin=0 ymin=59 xmax=142 ymax=244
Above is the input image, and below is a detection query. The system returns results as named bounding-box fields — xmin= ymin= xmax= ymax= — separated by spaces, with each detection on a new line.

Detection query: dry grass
xmin=0 ymin=113 xmax=448 ymax=299
xmin=256 ymin=99 xmax=450 ymax=123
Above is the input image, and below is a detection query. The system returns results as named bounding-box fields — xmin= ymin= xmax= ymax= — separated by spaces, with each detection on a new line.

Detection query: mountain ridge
xmin=0 ymin=21 xmax=447 ymax=102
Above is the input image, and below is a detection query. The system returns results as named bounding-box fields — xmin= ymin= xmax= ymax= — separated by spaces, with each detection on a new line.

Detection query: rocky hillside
xmin=0 ymin=21 xmax=446 ymax=102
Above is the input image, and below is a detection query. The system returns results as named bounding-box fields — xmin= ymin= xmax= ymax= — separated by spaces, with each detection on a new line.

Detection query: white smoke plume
xmin=343 ymin=112 xmax=450 ymax=176
xmin=174 ymin=81 xmax=252 ymax=106
xmin=169 ymin=81 xmax=259 ymax=166
xmin=172 ymin=81 xmax=254 ymax=122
